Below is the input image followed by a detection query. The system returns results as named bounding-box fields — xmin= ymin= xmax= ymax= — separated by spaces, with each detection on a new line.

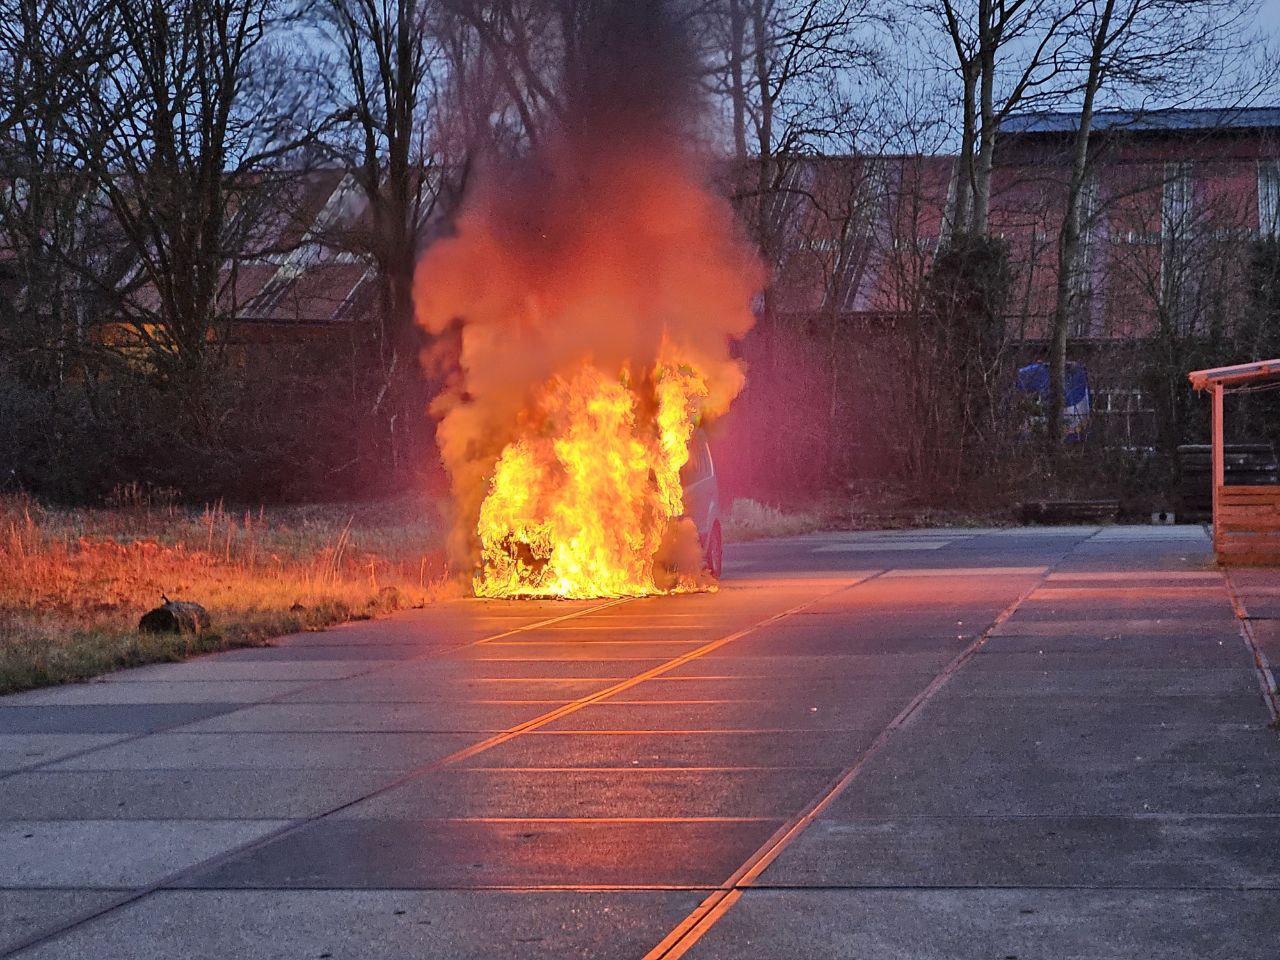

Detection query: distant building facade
xmin=80 ymin=107 xmax=1276 ymax=454
xmin=755 ymin=108 xmax=1280 ymax=451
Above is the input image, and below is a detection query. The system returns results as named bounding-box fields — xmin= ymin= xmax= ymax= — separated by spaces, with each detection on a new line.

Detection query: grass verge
xmin=1 ymin=493 xmax=456 ymax=696
xmin=721 ymin=491 xmax=1016 ymax=543
xmin=721 ymin=498 xmax=828 ymax=542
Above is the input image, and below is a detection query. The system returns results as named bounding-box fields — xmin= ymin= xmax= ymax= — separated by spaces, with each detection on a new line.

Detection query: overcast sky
xmin=1264 ymin=0 xmax=1280 ymax=29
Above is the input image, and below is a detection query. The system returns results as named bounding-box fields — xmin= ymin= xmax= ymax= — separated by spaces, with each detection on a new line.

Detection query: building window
xmin=1259 ymin=159 xmax=1280 ymax=237
xmin=1161 ymin=162 xmax=1197 ymax=333
xmin=1161 ymin=162 xmax=1194 ymax=239
xmin=1068 ymin=171 xmax=1100 ymax=338
xmin=939 ymin=160 xmax=959 ymax=246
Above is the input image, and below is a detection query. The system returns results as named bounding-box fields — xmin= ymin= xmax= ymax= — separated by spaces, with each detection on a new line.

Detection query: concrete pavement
xmin=1 ymin=526 xmax=1277 ymax=958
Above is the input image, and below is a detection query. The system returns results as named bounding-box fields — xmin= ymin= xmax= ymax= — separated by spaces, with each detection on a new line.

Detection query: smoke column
xmin=415 ymin=0 xmax=763 ymax=583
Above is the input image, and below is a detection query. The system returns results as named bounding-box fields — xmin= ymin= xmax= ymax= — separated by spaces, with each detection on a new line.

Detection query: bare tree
xmin=690 ymin=0 xmax=884 ymax=487
xmin=702 ymin=0 xmax=880 ymax=252
xmin=1044 ymin=0 xmax=1266 ymax=441
xmin=915 ymin=0 xmax=1079 ymax=236
xmin=432 ymin=0 xmax=569 ymax=147
xmin=47 ymin=0 xmax=322 ymax=428
xmin=1102 ymin=157 xmax=1252 ymax=464
xmin=0 ymin=0 xmax=117 ymax=383
xmin=313 ymin=0 xmax=457 ymax=474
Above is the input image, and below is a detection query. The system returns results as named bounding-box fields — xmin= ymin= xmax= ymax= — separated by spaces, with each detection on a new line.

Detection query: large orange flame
xmin=414 ymin=127 xmax=762 ymax=598
xmin=473 ymin=354 xmax=706 ymax=597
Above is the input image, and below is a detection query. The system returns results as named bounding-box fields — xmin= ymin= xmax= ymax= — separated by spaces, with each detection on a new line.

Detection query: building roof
xmin=1001 ymin=107 xmax=1280 ymax=137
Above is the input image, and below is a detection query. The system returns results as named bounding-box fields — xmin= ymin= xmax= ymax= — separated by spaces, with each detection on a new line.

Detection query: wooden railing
xmin=1215 ymin=485 xmax=1280 ymax=564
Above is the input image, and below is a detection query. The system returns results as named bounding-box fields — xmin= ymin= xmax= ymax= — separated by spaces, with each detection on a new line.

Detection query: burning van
xmin=681 ymin=428 xmax=722 ymax=579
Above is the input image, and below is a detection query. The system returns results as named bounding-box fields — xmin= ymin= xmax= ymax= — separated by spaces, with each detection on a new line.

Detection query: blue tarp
xmin=1017 ymin=361 xmax=1090 ymax=441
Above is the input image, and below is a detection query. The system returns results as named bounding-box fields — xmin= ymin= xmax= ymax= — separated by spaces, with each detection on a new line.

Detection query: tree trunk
xmin=728 ymin=0 xmax=747 ymax=159
xmin=952 ymin=65 xmax=977 ymax=238
xmin=1047 ymin=0 xmax=1115 ymax=445
xmin=1047 ymin=148 xmax=1089 ymax=448
xmin=971 ymin=0 xmax=996 ymax=236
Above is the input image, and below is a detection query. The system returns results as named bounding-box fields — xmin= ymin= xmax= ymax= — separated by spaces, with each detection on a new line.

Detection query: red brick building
xmin=991 ymin=107 xmax=1280 ymax=341
xmin=766 ymin=108 xmax=1280 ymax=331
xmin=753 ymin=108 xmax=1280 ymax=454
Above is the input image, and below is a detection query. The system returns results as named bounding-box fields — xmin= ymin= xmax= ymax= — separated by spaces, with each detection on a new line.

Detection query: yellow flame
xmin=474 ymin=349 xmax=708 ymax=599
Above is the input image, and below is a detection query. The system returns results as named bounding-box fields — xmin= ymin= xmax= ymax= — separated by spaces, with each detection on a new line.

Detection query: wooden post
xmin=1212 ymin=382 xmax=1224 ymax=551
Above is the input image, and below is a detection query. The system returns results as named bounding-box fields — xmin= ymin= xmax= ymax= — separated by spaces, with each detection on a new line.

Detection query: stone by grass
xmin=0 ymin=494 xmax=457 ymax=695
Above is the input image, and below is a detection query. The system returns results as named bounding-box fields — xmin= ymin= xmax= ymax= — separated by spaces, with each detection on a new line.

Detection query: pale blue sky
xmin=1264 ymin=0 xmax=1280 ymax=30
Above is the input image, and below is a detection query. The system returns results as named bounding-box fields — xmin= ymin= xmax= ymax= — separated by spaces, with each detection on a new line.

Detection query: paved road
xmin=2 ymin=526 xmax=1278 ymax=958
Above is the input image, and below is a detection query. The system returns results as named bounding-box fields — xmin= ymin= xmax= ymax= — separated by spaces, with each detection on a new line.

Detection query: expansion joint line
xmin=0 ymin=578 xmax=865 ymax=959
xmin=642 ymin=552 xmax=1079 ymax=960
xmin=0 ymin=596 xmax=637 ymax=957
xmin=414 ymin=576 xmax=879 ymax=769
xmin=1222 ymin=570 xmax=1280 ymax=725
xmin=0 ymin=597 xmax=632 ymax=785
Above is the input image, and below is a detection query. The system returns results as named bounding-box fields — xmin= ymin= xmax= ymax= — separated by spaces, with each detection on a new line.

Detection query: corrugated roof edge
xmin=1189 ymin=359 xmax=1280 ymax=391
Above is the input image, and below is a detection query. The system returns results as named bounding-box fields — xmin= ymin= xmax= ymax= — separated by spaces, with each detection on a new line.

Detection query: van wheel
xmin=705 ymin=522 xmax=723 ymax=579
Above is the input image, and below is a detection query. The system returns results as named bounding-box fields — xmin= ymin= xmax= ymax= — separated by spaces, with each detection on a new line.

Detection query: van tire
xmin=705 ymin=522 xmax=723 ymax=579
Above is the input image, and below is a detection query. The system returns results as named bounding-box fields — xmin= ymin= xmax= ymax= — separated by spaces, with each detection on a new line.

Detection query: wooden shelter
xmin=1188 ymin=359 xmax=1280 ymax=564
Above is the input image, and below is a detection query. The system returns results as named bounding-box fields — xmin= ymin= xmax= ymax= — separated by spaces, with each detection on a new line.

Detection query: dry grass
xmin=721 ymin=492 xmax=1013 ymax=543
xmin=721 ymin=498 xmax=827 ymax=542
xmin=0 ymin=492 xmax=457 ymax=695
